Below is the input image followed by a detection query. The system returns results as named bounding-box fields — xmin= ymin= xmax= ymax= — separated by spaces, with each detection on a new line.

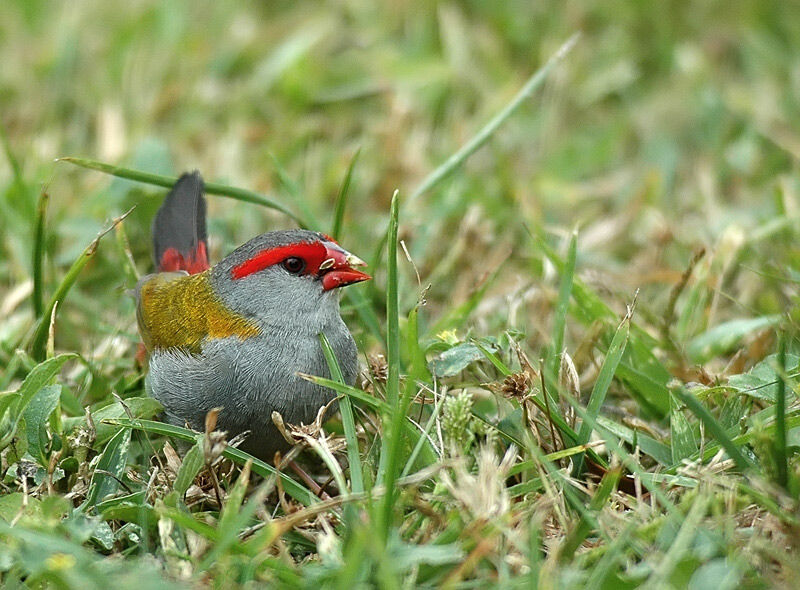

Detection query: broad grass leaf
xmin=687 ymin=316 xmax=782 ymax=363
xmin=0 ymin=522 xmax=181 ymax=588
xmin=11 ymin=353 xmax=75 ymax=423
xmin=95 ymin=490 xmax=147 ymax=513
xmin=429 ymin=342 xmax=487 ymax=377
xmin=23 ymin=384 xmax=61 ymax=466
xmin=621 ymin=338 xmax=672 ymax=416
xmin=173 ymin=442 xmax=204 ymax=497
xmin=61 ymin=156 xmax=301 ymax=223
xmin=320 ymin=332 xmax=363 ymax=494
xmin=688 ymin=558 xmax=741 ymax=590
xmin=786 ymin=425 xmax=800 ymax=450
xmin=719 ymin=393 xmax=749 ymax=432
xmin=96 ymin=491 xmax=157 ymax=527
xmin=596 ymin=416 xmax=672 ymax=466
xmin=106 ymin=418 xmax=317 ymax=506
xmin=671 ymin=394 xmax=699 ymax=464
xmin=84 ymin=427 xmax=131 ymax=509
xmin=576 ymin=316 xmax=630 ymax=447
xmin=672 ymin=388 xmax=754 ymax=472
xmin=63 ymin=397 xmax=163 ymax=446
xmin=560 ymin=467 xmax=622 ymax=560
xmin=727 ymin=353 xmax=799 ymax=403
xmin=389 ymin=539 xmax=464 ymax=569
xmin=0 ymin=393 xmax=19 ymax=436
xmin=0 ymin=493 xmax=39 ymax=523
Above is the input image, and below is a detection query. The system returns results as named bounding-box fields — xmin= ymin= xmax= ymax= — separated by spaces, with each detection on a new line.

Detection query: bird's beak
xmin=319 ymin=243 xmax=371 ymax=291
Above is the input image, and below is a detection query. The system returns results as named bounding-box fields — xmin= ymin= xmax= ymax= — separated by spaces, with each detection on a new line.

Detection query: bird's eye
xmin=282 ymin=257 xmax=305 ymax=274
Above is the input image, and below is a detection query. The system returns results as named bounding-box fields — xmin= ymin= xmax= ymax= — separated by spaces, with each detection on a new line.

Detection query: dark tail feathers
xmin=152 ymin=171 xmax=210 ymax=274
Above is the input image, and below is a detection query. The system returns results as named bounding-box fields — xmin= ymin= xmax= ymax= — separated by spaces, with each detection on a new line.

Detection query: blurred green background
xmin=3 ymin=2 xmax=800 ymax=586
xmin=1 ymin=0 xmax=799 ymax=358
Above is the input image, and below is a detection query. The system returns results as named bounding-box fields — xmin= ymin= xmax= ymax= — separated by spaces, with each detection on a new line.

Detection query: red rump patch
xmin=231 ymin=241 xmax=328 ymax=279
xmin=159 ymin=242 xmax=210 ymax=274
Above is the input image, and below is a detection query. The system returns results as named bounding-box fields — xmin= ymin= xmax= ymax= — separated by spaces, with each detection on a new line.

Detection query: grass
xmin=2 ymin=0 xmax=800 ymax=587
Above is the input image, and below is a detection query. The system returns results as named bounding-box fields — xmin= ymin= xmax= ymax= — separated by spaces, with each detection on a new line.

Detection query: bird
xmin=134 ymin=171 xmax=370 ymax=461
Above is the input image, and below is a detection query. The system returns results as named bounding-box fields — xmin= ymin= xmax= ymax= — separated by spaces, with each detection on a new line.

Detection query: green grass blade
xmin=559 ymin=466 xmax=622 ymax=561
xmin=83 ymin=427 xmax=131 ymax=509
xmin=23 ymin=384 xmax=61 ymax=467
xmin=2 ymin=354 xmax=76 ymax=449
xmin=104 ymin=418 xmax=317 ymax=505
xmin=299 ymin=373 xmax=390 ymax=412
xmin=199 ymin=468 xmax=266 ymax=572
xmin=269 ymin=153 xmax=320 ymax=230
xmin=0 ymin=122 xmax=25 ymax=191
xmin=614 ymin=360 xmax=670 ymax=416
xmin=672 ymin=387 xmax=755 ymax=472
xmin=549 ymin=230 xmax=577 ymax=381
xmin=523 ymin=437 xmax=608 ymax=546
xmin=173 ymin=441 xmax=204 ymax=497
xmin=559 ymin=386 xmax=678 ymax=515
xmin=388 ymin=304 xmax=431 ymax=477
xmin=584 ymin=521 xmax=639 ymax=590
xmin=687 ymin=315 xmax=782 ymax=363
xmin=58 ymin=156 xmax=305 ymax=226
xmin=32 ymin=189 xmax=48 ymax=318
xmin=573 ymin=310 xmax=631 ymax=476
xmin=596 ymin=416 xmax=672 ymax=466
xmin=158 ymin=504 xmax=220 ymax=542
xmin=663 ymin=409 xmax=800 ymax=473
xmin=215 ymin=463 xmax=251 ymax=546
xmin=380 ymin=189 xmax=401 ymax=539
xmin=472 ymin=339 xmax=513 ymax=377
xmin=739 ymin=481 xmax=800 ymax=527
xmin=427 ymin=263 xmax=504 ymax=336
xmin=645 ymin=493 xmax=710 ymax=586
xmin=774 ymin=336 xmax=788 ymax=488
xmin=407 ymin=305 xmax=432 ymax=382
xmin=408 ymin=33 xmax=579 ymax=204
xmin=113 ymin=219 xmax=140 ymax=284
xmin=301 ymin=372 xmax=437 ymax=468
xmin=340 ymin=217 xmax=387 ymax=346
xmin=319 ymin=332 xmax=364 ymax=494
xmin=384 ymin=190 xmax=401 ymax=411
xmin=401 ymin=392 xmax=443 ymax=478
xmin=332 ymin=147 xmax=361 ymax=241
xmin=344 ymin=288 xmax=384 ymax=343
xmin=670 ymin=393 xmax=698 ymax=464
xmin=28 ymin=210 xmax=131 ymax=361
xmin=509 ymin=443 xmax=612 ymax=478
xmin=526 ymin=517 xmax=542 ymax=585
xmin=534 ymin=229 xmax=657 ymax=342
xmin=337 ymin=152 xmax=381 ymax=346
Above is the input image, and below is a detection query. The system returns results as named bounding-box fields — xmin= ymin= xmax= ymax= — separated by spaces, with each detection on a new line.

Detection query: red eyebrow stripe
xmin=231 ymin=241 xmax=327 ymax=279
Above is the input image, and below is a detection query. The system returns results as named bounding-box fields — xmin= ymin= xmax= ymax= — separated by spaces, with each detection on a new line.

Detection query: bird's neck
xmin=253 ymin=292 xmax=343 ymax=336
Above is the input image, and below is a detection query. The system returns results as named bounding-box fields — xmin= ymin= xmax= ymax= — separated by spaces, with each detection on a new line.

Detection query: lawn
xmin=1 ymin=0 xmax=800 ymax=587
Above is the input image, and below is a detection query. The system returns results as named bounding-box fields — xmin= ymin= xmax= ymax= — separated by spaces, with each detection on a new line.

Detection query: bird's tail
xmin=152 ymin=171 xmax=210 ymax=274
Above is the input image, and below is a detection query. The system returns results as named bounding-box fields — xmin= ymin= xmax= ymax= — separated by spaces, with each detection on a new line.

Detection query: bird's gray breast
xmin=146 ymin=315 xmax=357 ymax=454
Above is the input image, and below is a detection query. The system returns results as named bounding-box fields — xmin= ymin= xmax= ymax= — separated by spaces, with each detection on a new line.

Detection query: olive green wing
xmin=134 ymin=271 xmax=259 ymax=353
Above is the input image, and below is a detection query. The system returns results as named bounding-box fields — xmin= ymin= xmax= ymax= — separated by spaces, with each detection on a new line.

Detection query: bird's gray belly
xmin=146 ymin=324 xmax=356 ymax=459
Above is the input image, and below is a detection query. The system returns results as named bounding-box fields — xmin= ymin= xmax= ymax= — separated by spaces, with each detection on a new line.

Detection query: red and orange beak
xmin=319 ymin=243 xmax=371 ymax=291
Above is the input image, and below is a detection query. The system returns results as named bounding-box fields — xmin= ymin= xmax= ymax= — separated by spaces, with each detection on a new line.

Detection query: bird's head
xmin=211 ymin=230 xmax=370 ymax=325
